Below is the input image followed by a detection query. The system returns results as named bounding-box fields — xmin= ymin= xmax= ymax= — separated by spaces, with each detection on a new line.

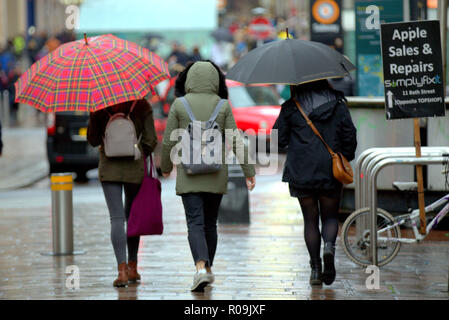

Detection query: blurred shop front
xmin=76 ymin=0 xmax=219 ymax=60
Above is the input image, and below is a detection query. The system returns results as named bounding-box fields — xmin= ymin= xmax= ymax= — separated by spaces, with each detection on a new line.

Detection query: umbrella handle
xmin=84 ymin=33 xmax=88 ymax=45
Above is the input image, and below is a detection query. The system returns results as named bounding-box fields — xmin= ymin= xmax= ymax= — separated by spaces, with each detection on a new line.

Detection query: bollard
xmin=2 ymin=90 xmax=10 ymax=128
xmin=41 ymin=173 xmax=86 ymax=256
xmin=218 ymin=165 xmax=250 ymax=224
xmin=51 ymin=173 xmax=74 ymax=254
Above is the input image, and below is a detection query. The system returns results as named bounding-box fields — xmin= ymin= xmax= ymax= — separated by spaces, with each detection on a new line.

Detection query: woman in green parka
xmin=161 ymin=61 xmax=256 ymax=291
xmin=87 ymin=98 xmax=157 ymax=287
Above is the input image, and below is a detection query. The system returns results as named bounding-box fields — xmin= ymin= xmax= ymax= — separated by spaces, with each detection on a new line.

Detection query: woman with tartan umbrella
xmin=87 ymin=98 xmax=158 ymax=287
xmin=14 ymin=34 xmax=170 ymax=287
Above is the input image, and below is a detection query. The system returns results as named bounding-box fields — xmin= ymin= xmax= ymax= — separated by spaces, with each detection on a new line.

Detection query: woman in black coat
xmin=273 ymin=80 xmax=357 ymax=286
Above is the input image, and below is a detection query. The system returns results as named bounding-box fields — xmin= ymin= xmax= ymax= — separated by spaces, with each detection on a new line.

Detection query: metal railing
xmin=368 ymin=156 xmax=447 ymax=265
xmin=355 ymin=147 xmax=449 ymax=209
xmin=353 ymin=147 xmax=449 ymax=265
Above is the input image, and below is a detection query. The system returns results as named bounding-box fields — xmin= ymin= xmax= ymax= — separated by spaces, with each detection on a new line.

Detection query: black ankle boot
xmin=309 ymin=259 xmax=322 ymax=285
xmin=322 ymin=242 xmax=336 ymax=285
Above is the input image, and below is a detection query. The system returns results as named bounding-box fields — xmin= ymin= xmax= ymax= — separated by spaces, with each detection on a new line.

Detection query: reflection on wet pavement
xmin=0 ymin=164 xmax=448 ymax=300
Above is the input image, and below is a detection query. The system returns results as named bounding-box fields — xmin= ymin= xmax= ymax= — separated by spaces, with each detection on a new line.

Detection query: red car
xmin=225 ymin=79 xmax=281 ymax=139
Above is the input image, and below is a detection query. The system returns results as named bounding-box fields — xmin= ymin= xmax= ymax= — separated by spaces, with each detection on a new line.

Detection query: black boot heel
xmin=322 ymin=242 xmax=336 ymax=285
xmin=309 ymin=259 xmax=322 ymax=286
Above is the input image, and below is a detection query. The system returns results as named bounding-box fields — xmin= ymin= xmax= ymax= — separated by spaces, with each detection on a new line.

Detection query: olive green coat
xmin=87 ymin=103 xmax=157 ymax=184
xmin=161 ymin=61 xmax=255 ymax=195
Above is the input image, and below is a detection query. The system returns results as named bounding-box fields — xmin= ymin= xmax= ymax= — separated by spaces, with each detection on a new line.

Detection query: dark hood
xmin=295 ymin=87 xmax=341 ymax=121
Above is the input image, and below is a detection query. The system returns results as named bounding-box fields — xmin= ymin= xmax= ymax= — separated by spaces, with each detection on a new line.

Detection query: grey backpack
xmin=180 ymin=97 xmax=226 ymax=175
xmin=103 ymin=100 xmax=141 ymax=160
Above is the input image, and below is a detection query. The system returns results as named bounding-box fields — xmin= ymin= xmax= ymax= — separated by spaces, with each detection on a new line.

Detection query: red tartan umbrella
xmin=15 ymin=34 xmax=170 ymax=112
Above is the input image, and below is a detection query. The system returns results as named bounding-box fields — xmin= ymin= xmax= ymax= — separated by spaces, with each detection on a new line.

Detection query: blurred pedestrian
xmin=87 ymin=99 xmax=158 ymax=287
xmin=7 ymin=64 xmax=22 ymax=124
xmin=273 ymin=80 xmax=357 ymax=286
xmin=210 ymin=41 xmax=233 ymax=71
xmin=0 ymin=119 xmax=3 ymax=156
xmin=161 ymin=61 xmax=256 ymax=292
xmin=189 ymin=46 xmax=202 ymax=63
xmin=26 ymin=34 xmax=40 ymax=64
xmin=0 ymin=40 xmax=16 ymax=75
xmin=167 ymin=42 xmax=190 ymax=67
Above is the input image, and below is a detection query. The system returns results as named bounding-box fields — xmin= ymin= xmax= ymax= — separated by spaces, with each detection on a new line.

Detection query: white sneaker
xmin=206 ymin=271 xmax=215 ymax=284
xmin=191 ymin=269 xmax=210 ymax=292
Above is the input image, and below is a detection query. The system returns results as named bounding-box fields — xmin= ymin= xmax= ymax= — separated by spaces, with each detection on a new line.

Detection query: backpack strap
xmin=180 ymin=97 xmax=197 ymax=122
xmin=208 ymin=99 xmax=226 ymax=122
xmin=106 ymin=99 xmax=138 ymax=117
xmin=129 ymin=99 xmax=137 ymax=114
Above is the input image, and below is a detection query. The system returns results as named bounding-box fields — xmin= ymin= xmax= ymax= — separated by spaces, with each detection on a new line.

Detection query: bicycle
xmin=341 ymin=156 xmax=449 ymax=267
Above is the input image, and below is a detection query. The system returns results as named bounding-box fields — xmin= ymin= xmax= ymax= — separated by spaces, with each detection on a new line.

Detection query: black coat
xmin=273 ymin=93 xmax=357 ymax=191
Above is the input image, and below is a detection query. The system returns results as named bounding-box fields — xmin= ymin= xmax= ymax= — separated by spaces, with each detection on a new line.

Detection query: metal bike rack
xmin=353 ymin=147 xmax=449 ymax=243
xmin=355 ymin=147 xmax=449 ymax=209
xmin=368 ymin=156 xmax=446 ymax=265
xmin=361 ymin=147 xmax=449 ymax=207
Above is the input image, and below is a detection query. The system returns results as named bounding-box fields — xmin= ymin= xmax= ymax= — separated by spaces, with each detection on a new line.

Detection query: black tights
xmin=298 ymin=194 xmax=341 ymax=262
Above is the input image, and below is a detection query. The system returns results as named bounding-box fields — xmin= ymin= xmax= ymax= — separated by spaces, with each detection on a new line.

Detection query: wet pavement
xmin=0 ymin=170 xmax=448 ymax=300
xmin=0 ymin=112 xmax=449 ymax=300
xmin=0 ymin=106 xmax=48 ymax=190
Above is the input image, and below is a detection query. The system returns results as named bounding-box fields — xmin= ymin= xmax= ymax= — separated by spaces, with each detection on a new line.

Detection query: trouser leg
xmin=181 ymin=193 xmax=210 ymax=267
xmin=203 ymin=193 xmax=223 ymax=267
xmin=101 ymin=181 xmax=127 ymax=265
xmin=124 ymin=182 xmax=142 ymax=262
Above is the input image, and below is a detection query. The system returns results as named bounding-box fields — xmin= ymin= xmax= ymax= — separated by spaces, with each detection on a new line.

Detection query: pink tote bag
xmin=127 ymin=154 xmax=163 ymax=236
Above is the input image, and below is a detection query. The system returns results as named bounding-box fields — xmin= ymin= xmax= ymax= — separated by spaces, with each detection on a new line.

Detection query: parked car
xmin=46 ymin=111 xmax=98 ymax=181
xmin=226 ymin=79 xmax=281 ymax=141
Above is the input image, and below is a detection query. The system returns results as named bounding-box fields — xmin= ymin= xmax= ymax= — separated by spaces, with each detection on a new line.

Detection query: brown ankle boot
xmin=128 ymin=260 xmax=141 ymax=282
xmin=113 ymin=262 xmax=128 ymax=287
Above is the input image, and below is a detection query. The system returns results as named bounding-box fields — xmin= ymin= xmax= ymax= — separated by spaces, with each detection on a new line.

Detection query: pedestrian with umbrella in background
xmin=15 ymin=34 xmax=170 ymax=287
xmin=227 ymin=32 xmax=357 ymax=286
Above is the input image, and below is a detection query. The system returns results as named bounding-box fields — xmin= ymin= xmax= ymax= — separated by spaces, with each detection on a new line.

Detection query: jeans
xmin=181 ymin=192 xmax=223 ymax=267
xmin=101 ymin=181 xmax=141 ymax=265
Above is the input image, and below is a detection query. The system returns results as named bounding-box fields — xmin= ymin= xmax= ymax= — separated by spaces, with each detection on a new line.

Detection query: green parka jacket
xmin=161 ymin=61 xmax=255 ymax=195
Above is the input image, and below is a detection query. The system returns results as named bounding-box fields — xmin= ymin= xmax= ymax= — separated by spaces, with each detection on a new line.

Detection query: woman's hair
xmin=294 ymin=79 xmax=331 ymax=95
xmin=98 ymin=98 xmax=151 ymax=118
xmin=174 ymin=60 xmax=228 ymax=99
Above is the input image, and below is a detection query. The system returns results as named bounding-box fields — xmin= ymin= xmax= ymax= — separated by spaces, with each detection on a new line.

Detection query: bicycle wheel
xmin=341 ymin=207 xmax=401 ymax=267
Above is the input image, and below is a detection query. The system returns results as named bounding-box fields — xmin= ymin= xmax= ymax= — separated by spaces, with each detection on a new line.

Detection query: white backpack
xmin=179 ymin=97 xmax=226 ymax=175
xmin=103 ymin=100 xmax=141 ymax=160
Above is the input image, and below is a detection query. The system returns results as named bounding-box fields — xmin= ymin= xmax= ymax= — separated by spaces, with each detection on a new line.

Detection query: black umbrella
xmin=211 ymin=28 xmax=233 ymax=43
xmin=226 ymin=38 xmax=355 ymax=85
